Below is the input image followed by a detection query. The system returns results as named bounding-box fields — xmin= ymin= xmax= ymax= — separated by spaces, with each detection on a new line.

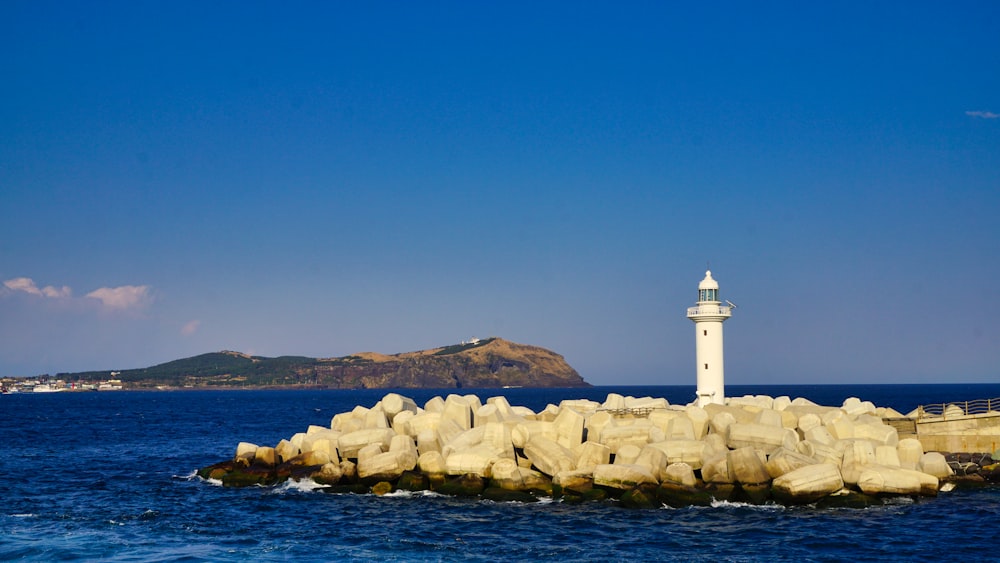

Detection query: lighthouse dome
xmin=698 ymin=270 xmax=719 ymax=290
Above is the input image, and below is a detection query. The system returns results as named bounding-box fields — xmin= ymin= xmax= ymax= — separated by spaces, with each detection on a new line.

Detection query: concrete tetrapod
xmin=338 ymin=428 xmax=395 ymax=459
xmin=857 ymin=466 xmax=926 ymax=496
xmin=772 ymin=463 xmax=845 ymax=504
xmin=897 ymin=438 xmax=924 ymax=470
xmin=765 ymin=448 xmax=818 ymax=479
xmin=523 ymin=436 xmax=576 ymax=477
xmin=358 ymin=451 xmax=411 ymax=482
xmin=727 ymin=422 xmax=799 ymax=451
xmin=593 ymin=463 xmax=657 ymax=490
xmin=490 ymin=458 xmax=552 ymax=494
xmin=381 ymin=393 xmax=419 ymax=420
xmin=202 ymin=390 xmax=969 ymax=509
xmin=575 ymin=441 xmax=612 ymax=470
xmin=662 ymin=462 xmax=698 ymax=487
xmin=918 ymin=452 xmax=954 ymax=479
xmin=647 ymin=440 xmax=707 ymax=469
xmin=235 ymin=442 xmax=257 ymax=465
xmin=444 ymin=445 xmax=500 ymax=478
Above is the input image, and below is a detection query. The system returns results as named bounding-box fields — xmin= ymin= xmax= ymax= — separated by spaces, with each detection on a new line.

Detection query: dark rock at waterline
xmin=942 ymin=452 xmax=1000 ymax=483
xmin=434 ymin=474 xmax=485 ymax=497
xmin=703 ymin=483 xmax=737 ymax=502
xmin=372 ymin=481 xmax=394 ymax=496
xmin=221 ymin=466 xmax=280 ymax=487
xmin=560 ymin=488 xmax=608 ymax=504
xmin=619 ymin=484 xmax=660 ymax=509
xmin=482 ymin=487 xmax=539 ymax=503
xmin=396 ymin=471 xmax=429 ymax=492
xmin=981 ymin=463 xmax=1000 ymax=482
xmin=814 ymin=491 xmax=884 ymax=509
xmin=197 ymin=460 xmax=234 ymax=481
xmin=656 ymin=482 xmax=714 ymax=508
xmin=945 ymin=452 xmax=995 ymax=465
xmin=949 ymin=462 xmax=980 ymax=477
xmin=321 ymin=483 xmax=369 ymax=495
xmin=738 ymin=483 xmax=772 ymax=505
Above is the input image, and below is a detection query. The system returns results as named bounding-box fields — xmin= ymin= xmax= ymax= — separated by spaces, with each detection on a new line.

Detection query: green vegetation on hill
xmin=433 ymin=338 xmax=497 ymax=356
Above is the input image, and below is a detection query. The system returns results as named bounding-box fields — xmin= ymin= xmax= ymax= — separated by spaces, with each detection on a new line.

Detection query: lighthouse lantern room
xmin=686 ymin=270 xmax=733 ymax=407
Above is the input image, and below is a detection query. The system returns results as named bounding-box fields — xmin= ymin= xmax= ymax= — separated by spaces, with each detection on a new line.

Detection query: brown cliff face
xmin=309 ymin=338 xmax=588 ymax=389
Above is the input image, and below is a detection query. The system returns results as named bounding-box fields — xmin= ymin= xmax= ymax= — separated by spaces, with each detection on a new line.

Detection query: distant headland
xmin=34 ymin=337 xmax=589 ymax=391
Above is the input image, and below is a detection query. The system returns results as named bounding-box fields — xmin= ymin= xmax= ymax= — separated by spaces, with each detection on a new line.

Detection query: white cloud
xmin=42 ymin=285 xmax=72 ymax=298
xmin=4 ymin=277 xmax=42 ymax=295
xmin=85 ymin=285 xmax=152 ymax=310
xmin=966 ymin=110 xmax=999 ymax=119
xmin=181 ymin=319 xmax=202 ymax=336
xmin=4 ymin=277 xmax=155 ymax=311
xmin=3 ymin=277 xmax=72 ymax=298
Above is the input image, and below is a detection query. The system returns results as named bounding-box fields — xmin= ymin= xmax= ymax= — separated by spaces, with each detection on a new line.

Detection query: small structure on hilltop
xmin=687 ymin=270 xmax=733 ymax=407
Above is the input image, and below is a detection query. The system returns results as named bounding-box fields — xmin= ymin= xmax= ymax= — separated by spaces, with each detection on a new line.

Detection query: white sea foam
xmin=710 ymin=499 xmax=786 ymax=511
xmin=383 ymin=489 xmax=445 ymax=499
xmin=382 ymin=489 xmax=415 ymax=498
xmin=271 ymin=478 xmax=325 ymax=494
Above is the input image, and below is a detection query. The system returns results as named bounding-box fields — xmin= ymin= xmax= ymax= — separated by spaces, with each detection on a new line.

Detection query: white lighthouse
xmin=686 ymin=270 xmax=733 ymax=407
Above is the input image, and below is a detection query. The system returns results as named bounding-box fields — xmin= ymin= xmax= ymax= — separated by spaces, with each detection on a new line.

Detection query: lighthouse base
xmin=696 ymin=389 xmax=722 ymax=407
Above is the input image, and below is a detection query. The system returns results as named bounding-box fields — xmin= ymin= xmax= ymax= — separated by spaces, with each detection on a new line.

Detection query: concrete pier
xmin=199 ymin=391 xmax=1000 ymax=506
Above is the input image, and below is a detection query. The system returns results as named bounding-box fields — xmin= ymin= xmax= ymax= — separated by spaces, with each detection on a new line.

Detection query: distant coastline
xmin=3 ymin=337 xmax=589 ymax=392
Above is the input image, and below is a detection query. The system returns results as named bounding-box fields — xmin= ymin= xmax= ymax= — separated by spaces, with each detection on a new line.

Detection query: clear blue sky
xmin=2 ymin=2 xmax=998 ymax=385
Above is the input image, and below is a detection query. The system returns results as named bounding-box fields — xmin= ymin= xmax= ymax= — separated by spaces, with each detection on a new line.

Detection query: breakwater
xmin=199 ymin=391 xmax=1000 ymax=507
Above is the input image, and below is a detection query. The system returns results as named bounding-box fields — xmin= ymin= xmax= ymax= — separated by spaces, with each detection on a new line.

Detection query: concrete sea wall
xmin=198 ymin=392 xmax=1000 ymax=507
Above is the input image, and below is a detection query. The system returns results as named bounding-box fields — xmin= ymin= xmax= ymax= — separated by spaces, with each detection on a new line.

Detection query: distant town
xmin=1 ymin=373 xmax=125 ymax=393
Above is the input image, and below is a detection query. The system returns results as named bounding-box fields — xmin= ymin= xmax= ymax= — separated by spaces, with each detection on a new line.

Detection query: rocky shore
xmin=198 ymin=392 xmax=1000 ymax=508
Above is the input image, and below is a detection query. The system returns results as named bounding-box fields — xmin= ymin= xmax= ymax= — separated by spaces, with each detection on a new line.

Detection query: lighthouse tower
xmin=686 ymin=270 xmax=733 ymax=407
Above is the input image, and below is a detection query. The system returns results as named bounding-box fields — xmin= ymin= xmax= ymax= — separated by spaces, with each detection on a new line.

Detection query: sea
xmin=2 ymin=383 xmax=999 ymax=562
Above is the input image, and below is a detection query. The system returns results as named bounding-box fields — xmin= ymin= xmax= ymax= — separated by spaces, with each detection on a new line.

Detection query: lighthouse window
xmin=703 ymin=330 xmax=707 ymax=336
xmin=704 ymin=363 xmax=709 ymax=370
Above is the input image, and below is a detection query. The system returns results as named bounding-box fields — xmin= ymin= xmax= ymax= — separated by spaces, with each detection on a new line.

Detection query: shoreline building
xmin=686 ymin=270 xmax=733 ymax=406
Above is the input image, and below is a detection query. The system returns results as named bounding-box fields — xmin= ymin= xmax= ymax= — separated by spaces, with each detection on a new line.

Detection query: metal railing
xmin=916 ymin=397 xmax=1000 ymax=419
xmin=686 ymin=305 xmax=732 ymax=317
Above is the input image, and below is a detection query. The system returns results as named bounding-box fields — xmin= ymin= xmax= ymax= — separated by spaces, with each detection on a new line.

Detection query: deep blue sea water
xmin=2 ymin=384 xmax=999 ymax=562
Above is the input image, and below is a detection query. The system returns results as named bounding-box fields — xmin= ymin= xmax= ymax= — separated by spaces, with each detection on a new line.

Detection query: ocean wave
xmin=382 ymin=489 xmax=446 ymax=499
xmin=270 ymin=478 xmax=327 ymax=494
xmin=709 ymin=499 xmax=787 ymax=511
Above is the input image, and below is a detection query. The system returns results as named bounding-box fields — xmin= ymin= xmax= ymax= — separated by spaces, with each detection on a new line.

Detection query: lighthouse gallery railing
xmin=687 ymin=305 xmax=732 ymax=316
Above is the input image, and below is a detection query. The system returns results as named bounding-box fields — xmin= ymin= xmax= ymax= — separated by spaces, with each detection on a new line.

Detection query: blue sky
xmin=2 ymin=2 xmax=998 ymax=385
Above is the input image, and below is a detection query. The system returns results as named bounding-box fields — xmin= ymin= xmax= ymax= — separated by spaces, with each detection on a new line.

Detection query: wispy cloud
xmin=3 ymin=277 xmax=72 ymax=298
xmin=966 ymin=110 xmax=999 ymax=119
xmin=85 ymin=285 xmax=152 ymax=310
xmin=181 ymin=319 xmax=201 ymax=336
xmin=4 ymin=277 xmax=154 ymax=311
